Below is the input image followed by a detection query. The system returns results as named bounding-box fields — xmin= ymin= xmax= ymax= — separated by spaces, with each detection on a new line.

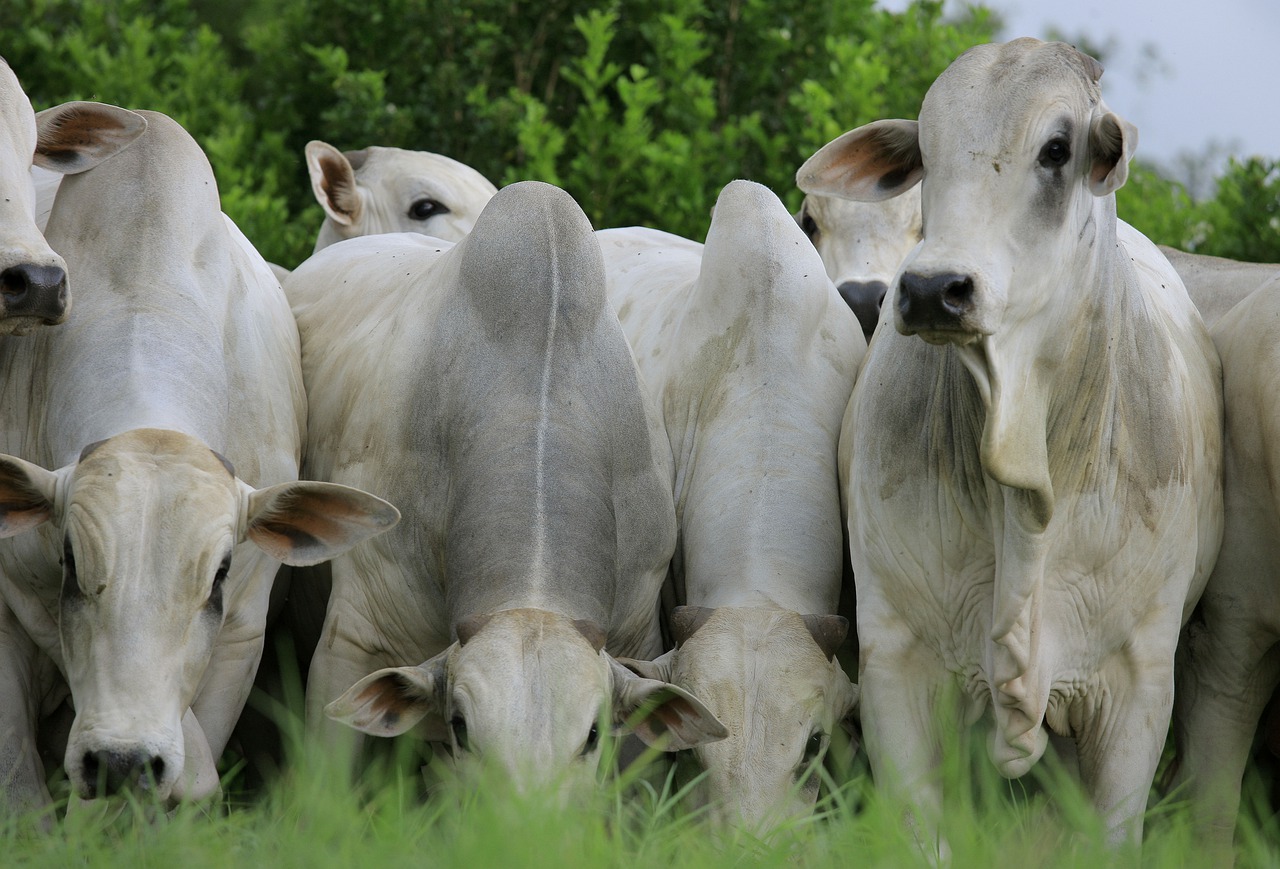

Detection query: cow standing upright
xmin=598 ymin=180 xmax=864 ymax=831
xmin=0 ymin=111 xmax=398 ymax=815
xmin=291 ymin=181 xmax=725 ymax=798
xmin=798 ymin=39 xmax=1223 ymax=849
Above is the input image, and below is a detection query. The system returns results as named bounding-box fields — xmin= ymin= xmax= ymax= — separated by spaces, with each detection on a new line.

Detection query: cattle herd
xmin=1 ymin=35 xmax=1279 ymax=861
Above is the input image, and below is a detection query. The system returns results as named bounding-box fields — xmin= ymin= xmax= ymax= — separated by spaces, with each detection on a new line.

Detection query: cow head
xmin=305 ymin=141 xmax=497 ymax=253
xmin=327 ymin=607 xmax=727 ymax=799
xmin=622 ymin=605 xmax=857 ymax=832
xmin=795 ymin=187 xmax=923 ymax=341
xmin=797 ymin=39 xmax=1135 ymax=347
xmin=0 ymin=63 xmax=146 ymax=333
xmin=0 ymin=428 xmax=399 ymax=801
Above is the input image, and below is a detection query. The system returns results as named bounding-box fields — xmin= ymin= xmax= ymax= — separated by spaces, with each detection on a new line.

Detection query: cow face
xmin=305 ymin=141 xmax=497 ymax=253
xmin=625 ymin=606 xmax=856 ymax=832
xmin=0 ymin=63 xmax=145 ymax=334
xmin=795 ymin=187 xmax=922 ymax=341
xmin=797 ymin=39 xmax=1135 ymax=347
xmin=327 ymin=607 xmax=727 ymax=800
xmin=0 ymin=428 xmax=399 ymax=802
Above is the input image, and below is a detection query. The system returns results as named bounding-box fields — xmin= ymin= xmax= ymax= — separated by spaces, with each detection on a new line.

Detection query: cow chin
xmin=902 ymin=325 xmax=986 ymax=347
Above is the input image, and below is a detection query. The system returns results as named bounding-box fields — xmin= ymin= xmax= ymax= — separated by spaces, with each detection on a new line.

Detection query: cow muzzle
xmin=66 ymin=728 xmax=182 ymax=802
xmin=0 ymin=263 xmax=70 ymax=329
xmin=896 ymin=270 xmax=982 ymax=343
xmin=836 ymin=279 xmax=888 ymax=340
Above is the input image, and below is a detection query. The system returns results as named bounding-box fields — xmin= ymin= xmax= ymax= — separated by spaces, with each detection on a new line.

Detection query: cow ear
xmin=325 ymin=650 xmax=450 ymax=739
xmin=306 ymin=140 xmax=364 ymax=227
xmin=797 ymin=119 xmax=922 ymax=203
xmin=0 ymin=455 xmax=59 ymax=538
xmin=34 ymin=101 xmax=147 ymax=175
xmin=244 ymin=480 xmax=400 ymax=566
xmin=1087 ymin=110 xmax=1138 ymax=197
xmin=607 ymin=655 xmax=726 ymax=751
xmin=615 ymin=648 xmax=675 ymax=682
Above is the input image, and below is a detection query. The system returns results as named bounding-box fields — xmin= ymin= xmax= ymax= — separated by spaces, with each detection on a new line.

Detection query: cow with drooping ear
xmin=0 ymin=109 xmax=399 ymax=816
xmin=290 ymin=180 xmax=725 ymax=800
xmin=799 ymin=38 xmax=1222 ymax=852
xmin=0 ymin=59 xmax=144 ymax=334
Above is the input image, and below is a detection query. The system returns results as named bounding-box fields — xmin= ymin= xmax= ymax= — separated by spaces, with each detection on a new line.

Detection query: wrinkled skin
xmin=289 ymin=182 xmax=726 ymax=796
xmin=799 ymin=38 xmax=1222 ymax=851
xmin=600 ymin=180 xmax=864 ymax=832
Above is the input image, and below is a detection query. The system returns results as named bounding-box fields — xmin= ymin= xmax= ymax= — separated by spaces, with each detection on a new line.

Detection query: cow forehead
xmin=69 ymin=430 xmax=237 ymax=518
xmin=674 ymin=608 xmax=835 ymax=700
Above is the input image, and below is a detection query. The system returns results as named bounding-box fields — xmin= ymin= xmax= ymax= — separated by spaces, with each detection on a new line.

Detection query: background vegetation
xmin=6 ymin=0 xmax=1275 ymax=268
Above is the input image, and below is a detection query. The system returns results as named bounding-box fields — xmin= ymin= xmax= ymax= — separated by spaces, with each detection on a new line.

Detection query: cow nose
xmin=836 ymin=280 xmax=888 ymax=339
xmin=898 ymin=271 xmax=975 ymax=330
xmin=0 ymin=264 xmax=69 ymax=323
xmin=81 ymin=749 xmax=166 ymax=797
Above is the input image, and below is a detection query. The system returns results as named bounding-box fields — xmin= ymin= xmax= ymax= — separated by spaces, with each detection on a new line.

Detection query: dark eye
xmin=800 ymin=211 xmax=819 ymax=240
xmin=1038 ymin=138 xmax=1071 ymax=168
xmin=799 ymin=731 xmax=825 ymax=776
xmin=580 ymin=724 xmax=600 ymax=757
xmin=409 ymin=199 xmax=448 ymax=221
xmin=451 ymin=715 xmax=469 ymax=752
xmin=61 ymin=537 xmax=80 ymax=600
xmin=207 ymin=554 xmax=231 ymax=612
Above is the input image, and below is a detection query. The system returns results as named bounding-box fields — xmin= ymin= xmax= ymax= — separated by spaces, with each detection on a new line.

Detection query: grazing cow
xmin=598 ymin=180 xmax=864 ymax=831
xmin=794 ymin=186 xmax=922 ymax=341
xmin=0 ymin=111 xmax=398 ymax=814
xmin=797 ymin=38 xmax=1223 ymax=848
xmin=0 ymin=60 xmax=145 ymax=332
xmin=1158 ymin=246 xmax=1279 ymax=329
xmin=305 ymin=141 xmax=497 ymax=252
xmin=1172 ymin=270 xmax=1280 ymax=860
xmin=291 ymin=181 xmax=725 ymax=797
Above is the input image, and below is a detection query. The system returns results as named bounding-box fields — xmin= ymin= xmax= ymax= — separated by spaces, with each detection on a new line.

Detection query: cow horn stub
xmin=670 ymin=605 xmax=715 ymax=645
xmin=456 ymin=612 xmax=494 ymax=646
xmin=802 ymin=614 xmax=850 ymax=661
xmin=573 ymin=619 xmax=607 ymax=652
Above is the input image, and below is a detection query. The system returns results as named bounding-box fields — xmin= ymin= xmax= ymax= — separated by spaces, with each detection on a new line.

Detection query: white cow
xmin=289 ymin=181 xmax=725 ymax=797
xmin=0 ymin=111 xmax=398 ymax=814
xmin=305 ymin=140 xmax=497 ymax=252
xmin=1158 ymin=246 xmax=1279 ymax=329
xmin=798 ymin=38 xmax=1222 ymax=848
xmin=0 ymin=60 xmax=145 ymax=332
xmin=794 ymin=186 xmax=922 ymax=341
xmin=598 ymin=180 xmax=864 ymax=831
xmin=1172 ymin=270 xmax=1280 ymax=860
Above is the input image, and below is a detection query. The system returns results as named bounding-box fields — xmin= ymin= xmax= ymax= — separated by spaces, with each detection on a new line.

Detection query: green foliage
xmin=1197 ymin=158 xmax=1280 ymax=263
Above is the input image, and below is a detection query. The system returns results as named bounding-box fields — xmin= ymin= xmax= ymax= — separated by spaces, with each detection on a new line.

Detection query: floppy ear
xmin=0 ymin=454 xmax=59 ymax=537
xmin=615 ymin=648 xmax=676 ymax=682
xmin=1087 ymin=110 xmax=1138 ymax=197
xmin=608 ymin=655 xmax=726 ymax=751
xmin=305 ymin=140 xmax=364 ymax=227
xmin=34 ymin=102 xmax=147 ymax=175
xmin=797 ymin=119 xmax=923 ymax=203
xmin=244 ymin=480 xmax=400 ymax=566
xmin=325 ymin=648 xmax=451 ymax=740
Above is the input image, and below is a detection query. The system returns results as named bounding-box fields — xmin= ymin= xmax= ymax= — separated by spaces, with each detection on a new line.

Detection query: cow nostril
xmin=942 ymin=276 xmax=975 ymax=313
xmin=82 ymin=748 xmax=166 ymax=797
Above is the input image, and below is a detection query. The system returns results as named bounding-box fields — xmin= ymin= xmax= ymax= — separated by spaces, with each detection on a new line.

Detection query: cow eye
xmin=801 ymin=731 xmax=825 ymax=767
xmin=208 ymin=554 xmax=231 ymax=611
xmin=1038 ymin=138 xmax=1071 ymax=168
xmin=61 ymin=537 xmax=80 ymax=599
xmin=800 ymin=211 xmax=819 ymax=240
xmin=450 ymin=715 xmax=469 ymax=752
xmin=409 ymin=199 xmax=448 ymax=221
xmin=581 ymin=724 xmax=600 ymax=757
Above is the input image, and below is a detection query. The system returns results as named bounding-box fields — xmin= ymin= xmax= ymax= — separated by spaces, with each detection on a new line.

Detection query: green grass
xmin=5 ymin=673 xmax=1280 ymax=868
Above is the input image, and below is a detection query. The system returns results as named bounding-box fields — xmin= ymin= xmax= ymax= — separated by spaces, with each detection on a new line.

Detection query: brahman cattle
xmin=1158 ymin=246 xmax=1279 ymax=329
xmin=0 ymin=59 xmax=145 ymax=332
xmin=304 ymin=140 xmax=497 ymax=251
xmin=0 ymin=111 xmax=398 ymax=815
xmin=597 ymin=179 xmax=864 ymax=831
xmin=1172 ymin=270 xmax=1280 ymax=860
xmin=798 ymin=39 xmax=1222 ymax=848
xmin=289 ymin=181 xmax=725 ymax=798
xmin=794 ymin=186 xmax=922 ymax=341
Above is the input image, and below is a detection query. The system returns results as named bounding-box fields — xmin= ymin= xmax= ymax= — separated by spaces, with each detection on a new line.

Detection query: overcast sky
xmin=879 ymin=0 xmax=1280 ymax=172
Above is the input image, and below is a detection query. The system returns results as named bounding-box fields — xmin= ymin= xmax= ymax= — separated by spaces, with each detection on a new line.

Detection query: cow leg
xmin=1074 ymin=656 xmax=1175 ymax=846
xmin=858 ymin=636 xmax=959 ymax=862
xmin=0 ymin=600 xmax=52 ymax=822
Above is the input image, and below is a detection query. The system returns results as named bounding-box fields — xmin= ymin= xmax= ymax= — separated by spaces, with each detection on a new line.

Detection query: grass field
xmin=5 ymin=656 xmax=1279 ymax=868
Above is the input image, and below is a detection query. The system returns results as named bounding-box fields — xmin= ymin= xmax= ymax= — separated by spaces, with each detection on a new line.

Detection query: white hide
xmin=1158 ymin=245 xmax=1279 ymax=329
xmin=0 ymin=112 xmax=398 ymax=811
xmin=600 ymin=180 xmax=865 ymax=831
xmin=288 ymin=181 xmax=725 ymax=799
xmin=305 ymin=140 xmax=497 ymax=252
xmin=799 ymin=39 xmax=1222 ymax=848
xmin=1172 ymin=270 xmax=1280 ymax=860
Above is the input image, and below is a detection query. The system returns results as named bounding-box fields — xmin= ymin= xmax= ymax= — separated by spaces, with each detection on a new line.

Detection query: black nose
xmin=0 ymin=264 xmax=69 ymax=323
xmin=81 ymin=749 xmax=166 ymax=797
xmin=897 ymin=271 xmax=975 ymax=331
xmin=836 ymin=280 xmax=888 ymax=340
